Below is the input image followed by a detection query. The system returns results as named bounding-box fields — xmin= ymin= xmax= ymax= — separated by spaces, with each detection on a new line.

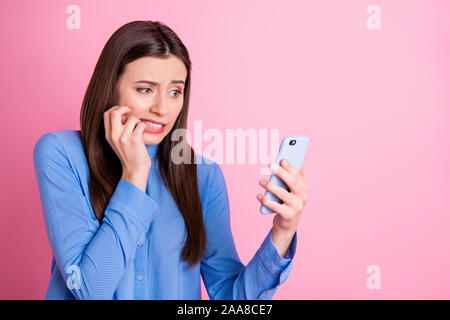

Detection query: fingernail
xmin=256 ymin=193 xmax=263 ymax=200
xmin=269 ymin=162 xmax=278 ymax=173
xmin=259 ymin=179 xmax=267 ymax=186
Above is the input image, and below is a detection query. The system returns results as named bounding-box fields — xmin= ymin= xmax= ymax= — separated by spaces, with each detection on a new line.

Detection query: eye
xmin=137 ymin=88 xmax=182 ymax=97
xmin=170 ymin=90 xmax=182 ymax=97
xmin=137 ymin=88 xmax=152 ymax=94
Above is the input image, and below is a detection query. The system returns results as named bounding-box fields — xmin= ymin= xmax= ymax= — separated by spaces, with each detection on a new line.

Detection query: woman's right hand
xmin=104 ymin=105 xmax=151 ymax=191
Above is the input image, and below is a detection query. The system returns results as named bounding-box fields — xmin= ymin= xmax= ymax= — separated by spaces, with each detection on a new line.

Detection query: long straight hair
xmin=79 ymin=21 xmax=206 ymax=268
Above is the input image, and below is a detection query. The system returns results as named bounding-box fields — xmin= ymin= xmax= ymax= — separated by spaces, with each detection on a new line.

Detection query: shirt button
xmin=266 ymin=290 xmax=272 ymax=294
xmin=137 ymin=274 xmax=143 ymax=281
xmin=136 ymin=244 xmax=140 ymax=248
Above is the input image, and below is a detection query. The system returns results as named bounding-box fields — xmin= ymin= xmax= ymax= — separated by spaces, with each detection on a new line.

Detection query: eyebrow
xmin=133 ymin=80 xmax=185 ymax=86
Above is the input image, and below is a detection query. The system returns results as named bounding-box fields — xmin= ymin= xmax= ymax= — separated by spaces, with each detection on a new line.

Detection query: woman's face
xmin=114 ymin=54 xmax=187 ymax=145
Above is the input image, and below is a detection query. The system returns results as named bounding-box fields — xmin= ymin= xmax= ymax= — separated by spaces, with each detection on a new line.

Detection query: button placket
xmin=134 ymin=243 xmax=146 ymax=299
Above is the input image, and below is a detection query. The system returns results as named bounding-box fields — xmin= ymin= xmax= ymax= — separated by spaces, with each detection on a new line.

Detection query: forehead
xmin=121 ymin=55 xmax=187 ymax=82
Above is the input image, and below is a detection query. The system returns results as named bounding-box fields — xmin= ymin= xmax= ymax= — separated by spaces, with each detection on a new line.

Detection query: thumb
xmin=300 ymin=159 xmax=306 ymax=176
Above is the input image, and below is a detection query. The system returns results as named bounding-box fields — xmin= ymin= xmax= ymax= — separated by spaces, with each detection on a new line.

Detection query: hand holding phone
xmin=260 ymin=136 xmax=309 ymax=214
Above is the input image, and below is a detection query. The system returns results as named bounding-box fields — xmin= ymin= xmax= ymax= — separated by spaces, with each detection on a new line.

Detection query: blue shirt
xmin=32 ymin=130 xmax=297 ymax=300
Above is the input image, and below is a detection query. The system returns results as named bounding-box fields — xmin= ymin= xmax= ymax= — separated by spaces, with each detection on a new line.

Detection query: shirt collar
xmin=146 ymin=143 xmax=159 ymax=160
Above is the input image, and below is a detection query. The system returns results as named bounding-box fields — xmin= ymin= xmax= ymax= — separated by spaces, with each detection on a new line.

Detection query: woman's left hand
xmin=257 ymin=159 xmax=308 ymax=233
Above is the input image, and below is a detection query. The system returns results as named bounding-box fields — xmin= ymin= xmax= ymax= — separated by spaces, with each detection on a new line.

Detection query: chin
xmin=143 ymin=134 xmax=164 ymax=145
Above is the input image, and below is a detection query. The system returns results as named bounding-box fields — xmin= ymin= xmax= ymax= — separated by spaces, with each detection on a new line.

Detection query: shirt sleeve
xmin=33 ymin=132 xmax=160 ymax=300
xmin=200 ymin=162 xmax=297 ymax=300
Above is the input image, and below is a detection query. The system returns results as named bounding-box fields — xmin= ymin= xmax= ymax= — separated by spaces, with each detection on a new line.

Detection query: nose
xmin=149 ymin=90 xmax=169 ymax=116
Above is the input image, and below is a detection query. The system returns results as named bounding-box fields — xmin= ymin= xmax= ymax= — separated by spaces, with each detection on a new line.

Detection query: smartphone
xmin=260 ymin=136 xmax=309 ymax=214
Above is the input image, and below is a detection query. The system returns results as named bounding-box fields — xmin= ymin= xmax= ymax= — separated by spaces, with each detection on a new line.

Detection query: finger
xmin=301 ymin=189 xmax=308 ymax=203
xmin=131 ymin=120 xmax=147 ymax=141
xmin=280 ymin=159 xmax=301 ymax=178
xmin=103 ymin=105 xmax=121 ymax=141
xmin=257 ymin=192 xmax=289 ymax=216
xmin=104 ymin=105 xmax=126 ymax=142
xmin=110 ymin=106 xmax=131 ymax=141
xmin=261 ymin=178 xmax=306 ymax=216
xmin=271 ymin=161 xmax=309 ymax=195
xmin=104 ymin=111 xmax=111 ymax=141
xmin=121 ymin=115 xmax=140 ymax=140
xmin=298 ymin=160 xmax=308 ymax=192
xmin=269 ymin=161 xmax=297 ymax=193
xmin=259 ymin=179 xmax=295 ymax=207
xmin=300 ymin=160 xmax=306 ymax=177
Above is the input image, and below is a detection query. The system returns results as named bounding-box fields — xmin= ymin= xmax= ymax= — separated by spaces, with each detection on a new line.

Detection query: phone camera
xmin=289 ymin=140 xmax=296 ymax=145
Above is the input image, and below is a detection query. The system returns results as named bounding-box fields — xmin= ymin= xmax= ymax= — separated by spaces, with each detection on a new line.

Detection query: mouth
xmin=140 ymin=118 xmax=167 ymax=130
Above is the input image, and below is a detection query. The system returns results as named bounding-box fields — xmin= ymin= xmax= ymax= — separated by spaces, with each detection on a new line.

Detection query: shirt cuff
xmin=256 ymin=228 xmax=298 ymax=286
xmin=107 ymin=178 xmax=159 ymax=231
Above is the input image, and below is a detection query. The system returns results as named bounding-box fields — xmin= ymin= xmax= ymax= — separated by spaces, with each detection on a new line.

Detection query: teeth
xmin=142 ymin=120 xmax=164 ymax=129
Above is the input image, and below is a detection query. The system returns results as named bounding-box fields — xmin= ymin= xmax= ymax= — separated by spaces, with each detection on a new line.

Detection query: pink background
xmin=1 ymin=0 xmax=449 ymax=299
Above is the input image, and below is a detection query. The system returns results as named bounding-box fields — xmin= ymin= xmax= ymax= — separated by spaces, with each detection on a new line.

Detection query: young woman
xmin=33 ymin=20 xmax=308 ymax=300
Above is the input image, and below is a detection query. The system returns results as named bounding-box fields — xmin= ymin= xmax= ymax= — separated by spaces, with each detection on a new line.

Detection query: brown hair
xmin=79 ymin=20 xmax=205 ymax=268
